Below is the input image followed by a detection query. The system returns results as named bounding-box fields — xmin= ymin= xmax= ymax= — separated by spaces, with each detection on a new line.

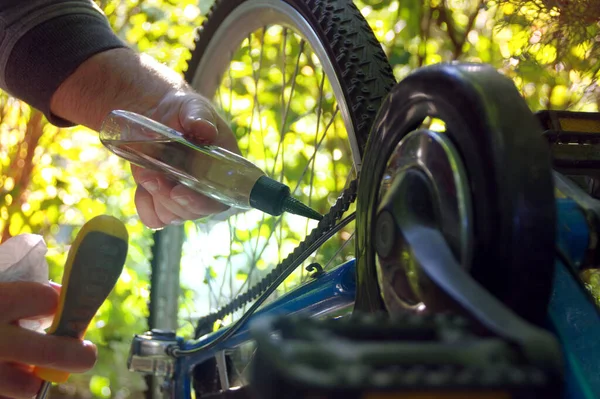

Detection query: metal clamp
xmin=127 ymin=329 xmax=178 ymax=377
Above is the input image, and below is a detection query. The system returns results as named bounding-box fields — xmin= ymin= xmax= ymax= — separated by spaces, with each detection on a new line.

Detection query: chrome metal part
xmin=128 ymin=330 xmax=178 ymax=377
xmin=374 ymin=129 xmax=472 ymax=313
xmin=215 ymin=351 xmax=231 ymax=390
xmin=36 ymin=381 xmax=51 ymax=399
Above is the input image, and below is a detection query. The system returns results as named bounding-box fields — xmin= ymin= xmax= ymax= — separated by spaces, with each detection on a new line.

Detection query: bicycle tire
xmin=184 ymin=0 xmax=396 ymax=159
xmin=179 ymin=0 xmax=395 ymax=396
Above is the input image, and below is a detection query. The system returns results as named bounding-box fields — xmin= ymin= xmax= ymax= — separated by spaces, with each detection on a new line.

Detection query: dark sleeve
xmin=0 ymin=0 xmax=128 ymax=126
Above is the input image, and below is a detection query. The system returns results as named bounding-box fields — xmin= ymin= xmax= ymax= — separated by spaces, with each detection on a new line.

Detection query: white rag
xmin=0 ymin=234 xmax=52 ymax=331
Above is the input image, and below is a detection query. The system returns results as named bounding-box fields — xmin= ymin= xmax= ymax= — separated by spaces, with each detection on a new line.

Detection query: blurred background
xmin=0 ymin=0 xmax=598 ymax=397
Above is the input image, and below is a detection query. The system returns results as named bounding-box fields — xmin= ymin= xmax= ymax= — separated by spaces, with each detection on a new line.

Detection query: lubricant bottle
xmin=99 ymin=110 xmax=322 ymax=220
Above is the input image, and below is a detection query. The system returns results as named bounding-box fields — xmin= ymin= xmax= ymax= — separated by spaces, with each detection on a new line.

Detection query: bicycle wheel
xmin=179 ymin=0 xmax=395 ymax=393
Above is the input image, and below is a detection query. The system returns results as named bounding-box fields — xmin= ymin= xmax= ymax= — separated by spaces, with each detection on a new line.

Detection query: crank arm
xmin=401 ymin=224 xmax=563 ymax=374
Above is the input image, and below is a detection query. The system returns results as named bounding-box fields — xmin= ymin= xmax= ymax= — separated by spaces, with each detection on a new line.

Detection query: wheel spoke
xmin=291 ymin=106 xmax=339 ymax=195
xmin=186 ymin=4 xmax=373 ymax=374
xmin=271 ymin=35 xmax=306 ymax=178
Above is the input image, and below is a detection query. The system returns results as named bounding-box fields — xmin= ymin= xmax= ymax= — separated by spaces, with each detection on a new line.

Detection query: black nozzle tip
xmin=249 ymin=176 xmax=323 ymax=220
xmin=282 ymin=196 xmax=323 ymax=221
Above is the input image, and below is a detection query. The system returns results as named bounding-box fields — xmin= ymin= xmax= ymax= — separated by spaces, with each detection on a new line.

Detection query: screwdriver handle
xmin=34 ymin=215 xmax=129 ymax=383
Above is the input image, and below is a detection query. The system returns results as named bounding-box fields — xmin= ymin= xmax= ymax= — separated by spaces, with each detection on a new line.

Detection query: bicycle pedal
xmin=538 ymin=110 xmax=600 ymax=175
xmin=249 ymin=313 xmax=563 ymax=399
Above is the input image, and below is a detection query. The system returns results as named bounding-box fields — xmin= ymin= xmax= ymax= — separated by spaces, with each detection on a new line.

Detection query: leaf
xmin=89 ymin=375 xmax=111 ymax=398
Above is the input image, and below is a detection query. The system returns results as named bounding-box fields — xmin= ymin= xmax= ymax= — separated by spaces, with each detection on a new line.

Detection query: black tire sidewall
xmin=356 ymin=64 xmax=556 ymax=326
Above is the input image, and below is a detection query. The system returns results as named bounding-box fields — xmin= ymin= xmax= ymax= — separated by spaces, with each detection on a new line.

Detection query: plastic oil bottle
xmin=99 ymin=110 xmax=322 ymax=220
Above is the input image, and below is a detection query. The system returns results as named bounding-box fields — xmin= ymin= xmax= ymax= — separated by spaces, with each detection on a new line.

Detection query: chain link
xmin=193 ymin=178 xmax=358 ymax=339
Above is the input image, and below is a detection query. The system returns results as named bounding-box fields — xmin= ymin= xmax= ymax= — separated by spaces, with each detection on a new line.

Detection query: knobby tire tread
xmin=184 ymin=0 xmax=396 ymax=155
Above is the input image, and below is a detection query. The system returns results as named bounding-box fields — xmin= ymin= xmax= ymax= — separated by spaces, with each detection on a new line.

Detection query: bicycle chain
xmin=194 ymin=178 xmax=359 ymax=339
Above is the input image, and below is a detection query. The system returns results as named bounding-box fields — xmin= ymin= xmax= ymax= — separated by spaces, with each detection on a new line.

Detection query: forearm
xmin=0 ymin=0 xmax=127 ymax=126
xmin=50 ymin=48 xmax=191 ymax=131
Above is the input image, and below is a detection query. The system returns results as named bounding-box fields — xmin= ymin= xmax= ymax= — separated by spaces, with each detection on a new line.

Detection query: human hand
xmin=0 ymin=282 xmax=97 ymax=399
xmin=50 ymin=49 xmax=240 ymax=229
xmin=130 ymin=90 xmax=240 ymax=229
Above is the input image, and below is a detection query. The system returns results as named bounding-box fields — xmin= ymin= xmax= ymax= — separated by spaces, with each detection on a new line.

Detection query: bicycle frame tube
xmin=549 ymin=198 xmax=600 ymax=399
xmin=172 ymin=258 xmax=356 ymax=399
xmin=164 ymin=190 xmax=598 ymax=399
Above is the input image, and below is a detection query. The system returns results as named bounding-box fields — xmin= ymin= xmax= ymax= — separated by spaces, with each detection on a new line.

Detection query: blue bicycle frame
xmin=159 ymin=171 xmax=600 ymax=399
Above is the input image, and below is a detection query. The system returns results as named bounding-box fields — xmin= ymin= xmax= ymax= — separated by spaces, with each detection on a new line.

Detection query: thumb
xmin=179 ymin=98 xmax=219 ymax=145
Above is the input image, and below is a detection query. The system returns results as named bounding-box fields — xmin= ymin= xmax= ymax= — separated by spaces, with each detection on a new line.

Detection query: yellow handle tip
xmin=81 ymin=215 xmax=129 ymax=242
xmin=34 ymin=367 xmax=70 ymax=383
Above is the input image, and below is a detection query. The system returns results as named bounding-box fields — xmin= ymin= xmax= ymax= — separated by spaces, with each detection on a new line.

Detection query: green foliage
xmin=0 ymin=96 xmax=152 ymax=398
xmin=356 ymin=0 xmax=599 ymax=111
xmin=0 ymin=0 xmax=206 ymax=397
xmin=1 ymin=0 xmax=599 ymax=397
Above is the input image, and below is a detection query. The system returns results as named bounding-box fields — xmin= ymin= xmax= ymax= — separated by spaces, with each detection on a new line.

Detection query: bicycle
xmin=130 ymin=0 xmax=600 ymax=397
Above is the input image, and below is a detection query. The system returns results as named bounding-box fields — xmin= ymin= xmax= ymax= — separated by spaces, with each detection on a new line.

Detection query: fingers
xmin=154 ymin=91 xmax=238 ymax=152
xmin=152 ymin=92 xmax=218 ymax=140
xmin=0 ymin=325 xmax=97 ymax=372
xmin=134 ymin=185 xmax=164 ymax=229
xmin=169 ymin=185 xmax=229 ymax=215
xmin=132 ymin=165 xmax=227 ymax=228
xmin=134 ymin=184 xmax=182 ymax=228
xmin=133 ymin=168 xmax=201 ymax=217
xmin=0 ymin=282 xmax=58 ymax=324
xmin=0 ymin=302 xmax=97 ymax=399
xmin=178 ymin=97 xmax=219 ymax=144
xmin=0 ymin=362 xmax=41 ymax=399
xmin=213 ymin=117 xmax=241 ymax=155
xmin=131 ymin=91 xmax=239 ymax=228
xmin=178 ymin=95 xmax=239 ymax=153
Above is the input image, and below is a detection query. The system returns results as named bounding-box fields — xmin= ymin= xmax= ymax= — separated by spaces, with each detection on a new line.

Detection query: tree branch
xmin=1 ymin=109 xmax=44 ymax=242
xmin=437 ymin=5 xmax=461 ymax=54
xmin=439 ymin=0 xmax=484 ymax=59
xmin=418 ymin=5 xmax=434 ymax=67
